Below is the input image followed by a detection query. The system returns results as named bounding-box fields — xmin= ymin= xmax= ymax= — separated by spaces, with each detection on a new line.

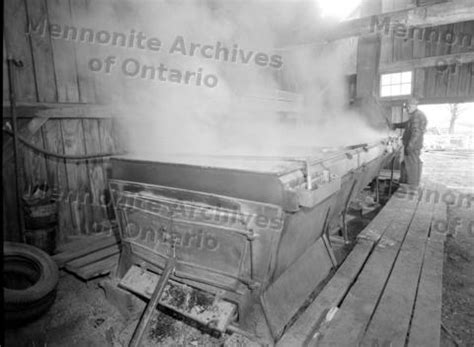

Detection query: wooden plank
xmin=55 ymin=232 xmax=114 ymax=253
xmin=412 ymin=25 xmax=426 ymax=59
xmin=401 ymin=30 xmax=414 ymax=61
xmin=358 ymin=191 xmax=417 ymax=242
xmin=446 ymin=23 xmax=463 ymax=98
xmin=98 ymin=118 xmax=116 ymax=219
xmin=435 ymin=25 xmax=450 ymax=57
xmin=2 ymin=161 xmax=20 ymax=241
xmin=360 ymin=200 xmax=435 ymax=346
xmin=288 ymin=0 xmax=474 ymax=45
xmin=98 ymin=118 xmax=116 ymax=154
xmin=379 ymin=51 xmax=474 ymax=73
xmin=444 ymin=24 xmax=455 ymax=56
xmin=46 ymin=0 xmax=80 ymax=102
xmin=379 ymin=34 xmax=393 ymax=66
xmin=466 ymin=23 xmax=474 ymax=96
xmin=52 ymin=234 xmax=118 ymax=267
xmin=3 ymin=118 xmax=29 ymax=241
xmin=74 ymin=253 xmax=119 ymax=280
xmin=3 ymin=104 xmax=118 ymax=119
xmin=470 ymin=63 xmax=474 ymax=96
xmin=60 ymin=119 xmax=90 ymax=234
xmin=14 ymin=119 xmax=30 ymax=197
xmin=434 ymin=25 xmax=450 ymax=98
xmin=82 ymin=119 xmax=108 ymax=226
xmin=69 ymin=0 xmax=97 ymax=103
xmin=4 ymin=0 xmax=37 ymax=102
xmin=77 ymin=120 xmax=95 ymax=234
xmin=25 ymin=0 xmax=58 ymax=102
xmin=41 ymin=119 xmax=73 ymax=244
xmin=458 ymin=21 xmax=474 ymax=54
xmin=419 ymin=95 xmax=474 ymax=104
xmin=392 ymin=36 xmax=403 ymax=63
xmin=457 ymin=63 xmax=472 ymax=97
xmin=414 ymin=68 xmax=426 ymax=99
xmin=316 ymin=200 xmax=418 ymax=346
xmin=65 ymin=244 xmax=120 ymax=270
xmin=429 ymin=186 xmax=448 ymax=241
xmin=277 ymin=239 xmax=374 ymax=346
xmin=407 ymin=237 xmax=444 ymax=347
xmin=3 ymin=35 xmax=10 ymax=102
xmin=434 ymin=69 xmax=448 ymax=99
xmin=424 ymin=67 xmax=438 ymax=99
xmin=450 ymin=22 xmax=465 ymax=56
xmin=21 ymin=126 xmax=48 ymax=189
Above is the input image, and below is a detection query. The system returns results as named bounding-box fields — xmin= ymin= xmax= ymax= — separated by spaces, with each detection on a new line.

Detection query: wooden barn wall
xmin=3 ymin=0 xmax=123 ymax=243
xmin=383 ymin=0 xmax=448 ymax=12
xmin=2 ymin=115 xmax=119 ymax=244
xmin=2 ymin=118 xmax=116 ymax=243
xmin=3 ymin=0 xmax=103 ymax=104
xmin=380 ymin=20 xmax=474 ymax=103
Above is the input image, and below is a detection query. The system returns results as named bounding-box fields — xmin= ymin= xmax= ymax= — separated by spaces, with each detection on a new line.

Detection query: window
xmin=380 ymin=71 xmax=412 ymax=97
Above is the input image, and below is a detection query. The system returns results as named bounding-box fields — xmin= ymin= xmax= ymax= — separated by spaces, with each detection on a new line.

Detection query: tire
xmin=3 ymin=241 xmax=59 ymax=326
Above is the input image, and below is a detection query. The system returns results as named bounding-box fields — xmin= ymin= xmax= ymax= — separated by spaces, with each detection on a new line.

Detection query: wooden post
xmin=7 ymin=58 xmax=26 ymax=243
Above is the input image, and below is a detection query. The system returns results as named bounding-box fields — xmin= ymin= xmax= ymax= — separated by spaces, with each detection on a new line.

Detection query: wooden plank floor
xmin=278 ymin=186 xmax=446 ymax=347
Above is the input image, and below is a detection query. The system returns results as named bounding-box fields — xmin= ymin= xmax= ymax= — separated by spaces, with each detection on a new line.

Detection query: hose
xmin=3 ymin=128 xmax=123 ymax=161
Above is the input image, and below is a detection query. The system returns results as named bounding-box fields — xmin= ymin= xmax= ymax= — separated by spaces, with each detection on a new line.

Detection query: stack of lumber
xmin=52 ymin=232 xmax=120 ymax=280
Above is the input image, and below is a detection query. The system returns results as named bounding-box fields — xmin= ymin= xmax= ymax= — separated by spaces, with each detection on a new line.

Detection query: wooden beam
xmin=278 ymin=0 xmax=474 ymax=48
xmin=340 ymin=0 xmax=474 ymax=40
xmin=417 ymin=95 xmax=474 ymax=104
xmin=2 ymin=102 xmax=118 ymax=119
xmin=379 ymin=51 xmax=474 ymax=73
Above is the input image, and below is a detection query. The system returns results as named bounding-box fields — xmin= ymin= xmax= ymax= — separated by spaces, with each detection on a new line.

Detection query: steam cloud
xmin=71 ymin=0 xmax=389 ymax=158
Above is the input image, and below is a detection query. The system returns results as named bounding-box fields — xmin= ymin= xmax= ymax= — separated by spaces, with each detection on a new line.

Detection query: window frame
xmin=379 ymin=71 xmax=413 ymax=99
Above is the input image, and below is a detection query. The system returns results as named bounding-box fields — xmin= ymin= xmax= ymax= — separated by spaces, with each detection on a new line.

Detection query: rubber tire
xmin=3 ymin=241 xmax=59 ymax=326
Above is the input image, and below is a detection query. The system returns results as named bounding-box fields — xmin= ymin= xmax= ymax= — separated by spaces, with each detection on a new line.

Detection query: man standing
xmin=391 ymin=97 xmax=428 ymax=188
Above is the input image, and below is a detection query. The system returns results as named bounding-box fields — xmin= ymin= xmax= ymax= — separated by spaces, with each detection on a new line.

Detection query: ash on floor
xmin=4 ymin=273 xmax=257 ymax=346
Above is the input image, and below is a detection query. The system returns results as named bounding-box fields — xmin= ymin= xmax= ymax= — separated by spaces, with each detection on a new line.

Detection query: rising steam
xmin=69 ymin=0 xmax=389 ymax=157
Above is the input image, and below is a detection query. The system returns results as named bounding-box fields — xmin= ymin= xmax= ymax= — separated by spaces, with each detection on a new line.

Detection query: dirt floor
xmin=4 ymin=150 xmax=473 ymax=347
xmin=421 ymin=150 xmax=474 ymax=347
xmin=3 ymin=271 xmax=259 ymax=346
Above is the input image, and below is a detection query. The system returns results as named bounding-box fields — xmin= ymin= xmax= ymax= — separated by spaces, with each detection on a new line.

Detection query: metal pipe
xmin=388 ymin=155 xmax=396 ymax=196
xmin=7 ymin=58 xmax=26 ymax=243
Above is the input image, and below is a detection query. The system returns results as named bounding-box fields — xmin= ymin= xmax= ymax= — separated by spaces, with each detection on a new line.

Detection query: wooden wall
xmin=3 ymin=0 xmax=103 ymax=104
xmin=2 ymin=113 xmax=119 ymax=244
xmin=380 ymin=20 xmax=474 ymax=103
xmin=3 ymin=0 xmax=121 ymax=243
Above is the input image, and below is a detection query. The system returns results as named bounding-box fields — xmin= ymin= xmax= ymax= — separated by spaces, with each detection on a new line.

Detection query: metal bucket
xmin=24 ymin=225 xmax=57 ymax=255
xmin=23 ymin=200 xmax=58 ymax=255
